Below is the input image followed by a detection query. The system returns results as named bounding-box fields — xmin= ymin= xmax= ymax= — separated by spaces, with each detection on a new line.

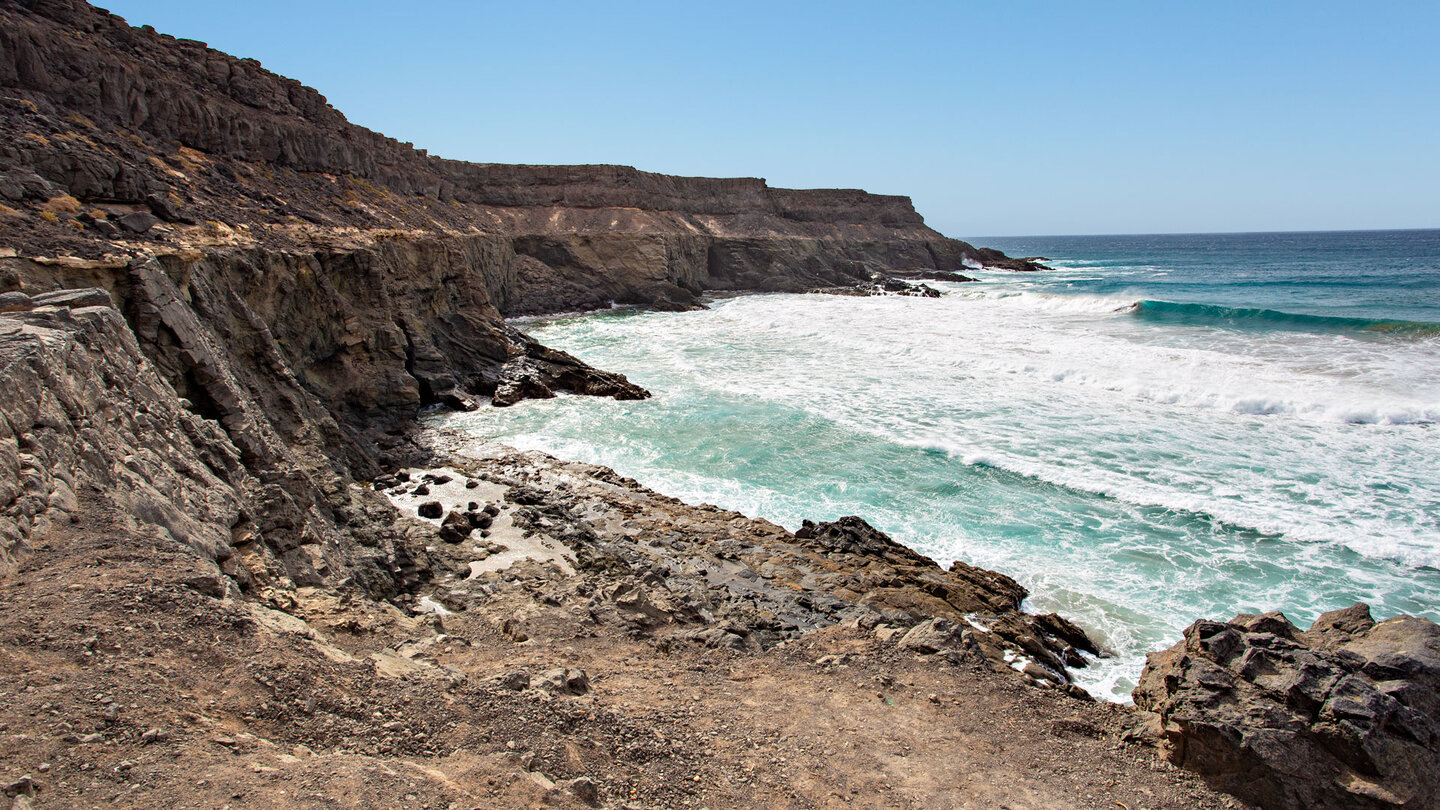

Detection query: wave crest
xmin=1127 ymin=299 xmax=1440 ymax=338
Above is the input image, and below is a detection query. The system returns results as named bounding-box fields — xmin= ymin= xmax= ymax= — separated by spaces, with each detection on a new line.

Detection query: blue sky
xmin=99 ymin=1 xmax=1438 ymax=237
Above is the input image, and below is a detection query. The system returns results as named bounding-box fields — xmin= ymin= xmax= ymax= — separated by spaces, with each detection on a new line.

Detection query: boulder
xmin=897 ymin=617 xmax=965 ymax=654
xmin=534 ymin=668 xmax=590 ymax=696
xmin=1133 ymin=603 xmax=1440 ymax=810
xmin=416 ymin=501 xmax=443 ymax=519
xmin=438 ymin=510 xmax=471 ymax=543
xmin=498 ymin=670 xmax=530 ymax=691
xmin=118 ymin=211 xmax=161 ymax=233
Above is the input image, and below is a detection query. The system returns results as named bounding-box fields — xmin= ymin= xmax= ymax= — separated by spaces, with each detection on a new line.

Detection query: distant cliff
xmin=0 ymin=0 xmax=1038 ymax=590
xmin=0 ymin=0 xmax=1038 ymax=284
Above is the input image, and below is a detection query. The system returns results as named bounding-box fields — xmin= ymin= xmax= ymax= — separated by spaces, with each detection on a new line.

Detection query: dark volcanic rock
xmin=489 ymin=334 xmax=650 ymax=408
xmin=794 ymin=516 xmax=1093 ymax=685
xmin=1133 ymin=603 xmax=1440 ymax=810
xmin=440 ymin=510 xmax=472 ymax=542
xmin=117 ymin=211 xmax=160 ymax=233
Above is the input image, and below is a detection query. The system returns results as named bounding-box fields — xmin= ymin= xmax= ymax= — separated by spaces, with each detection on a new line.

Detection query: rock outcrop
xmin=0 ymin=0 xmax=1042 ymax=291
xmin=794 ymin=516 xmax=1099 ymax=688
xmin=0 ymin=291 xmax=419 ymax=587
xmin=1132 ymin=604 xmax=1440 ymax=810
xmin=0 ymin=0 xmax=1047 ymax=593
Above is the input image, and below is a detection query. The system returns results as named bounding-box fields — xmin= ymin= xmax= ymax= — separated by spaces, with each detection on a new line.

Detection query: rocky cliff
xmin=0 ymin=4 xmax=1251 ymax=809
xmin=0 ymin=0 xmax=1071 ymax=631
xmin=1133 ymin=605 xmax=1440 ymax=810
xmin=0 ymin=0 xmax=1038 ymax=290
xmin=0 ymin=0 xmax=1046 ymax=590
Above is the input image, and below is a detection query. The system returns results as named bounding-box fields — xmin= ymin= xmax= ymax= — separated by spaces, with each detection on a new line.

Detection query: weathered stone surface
xmin=30 ymin=287 xmax=110 ymax=308
xmin=1133 ymin=603 xmax=1440 ymax=810
xmin=0 ymin=291 xmax=32 ymax=313
xmin=117 ymin=211 xmax=160 ymax=233
xmin=533 ymin=667 xmax=590 ymax=696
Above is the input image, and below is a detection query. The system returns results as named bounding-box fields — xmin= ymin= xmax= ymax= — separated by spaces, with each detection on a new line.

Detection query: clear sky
xmin=97 ymin=1 xmax=1438 ymax=238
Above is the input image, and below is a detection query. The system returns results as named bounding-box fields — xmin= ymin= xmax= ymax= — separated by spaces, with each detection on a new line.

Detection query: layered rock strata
xmin=0 ymin=0 xmax=1044 ymax=600
xmin=0 ymin=0 xmax=1041 ymax=311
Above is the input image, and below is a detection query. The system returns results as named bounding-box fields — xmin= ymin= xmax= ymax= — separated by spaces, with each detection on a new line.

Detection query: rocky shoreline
xmin=1 ymin=2 xmax=1436 ymax=809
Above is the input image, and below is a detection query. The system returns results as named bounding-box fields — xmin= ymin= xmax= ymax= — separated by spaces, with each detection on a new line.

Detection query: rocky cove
xmin=0 ymin=1 xmax=1436 ymax=808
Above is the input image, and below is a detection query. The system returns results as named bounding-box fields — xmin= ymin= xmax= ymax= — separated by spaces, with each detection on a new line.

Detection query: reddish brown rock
xmin=1133 ymin=604 xmax=1440 ymax=810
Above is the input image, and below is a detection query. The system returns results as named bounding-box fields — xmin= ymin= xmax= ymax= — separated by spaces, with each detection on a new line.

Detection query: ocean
xmin=436 ymin=228 xmax=1440 ymax=701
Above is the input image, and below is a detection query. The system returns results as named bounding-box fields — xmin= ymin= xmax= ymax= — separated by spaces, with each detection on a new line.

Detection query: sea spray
xmin=445 ymin=229 xmax=1440 ymax=701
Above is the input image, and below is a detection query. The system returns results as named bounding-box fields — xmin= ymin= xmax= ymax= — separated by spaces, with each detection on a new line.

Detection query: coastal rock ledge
xmin=1133 ymin=603 xmax=1440 ymax=810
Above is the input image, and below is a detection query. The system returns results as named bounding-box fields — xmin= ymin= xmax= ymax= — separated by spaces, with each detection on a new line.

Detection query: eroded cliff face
xmin=0 ymin=0 xmax=1045 ymax=588
xmin=0 ymin=0 xmax=1038 ymax=292
xmin=0 ymin=233 xmax=651 ymax=596
xmin=0 ymin=0 xmax=1074 ymax=668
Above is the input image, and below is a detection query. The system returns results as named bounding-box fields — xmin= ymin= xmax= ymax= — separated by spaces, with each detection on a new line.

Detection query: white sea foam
xmin=451 ymin=277 xmax=1440 ymax=702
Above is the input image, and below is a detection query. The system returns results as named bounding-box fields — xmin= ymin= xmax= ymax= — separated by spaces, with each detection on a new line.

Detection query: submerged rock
xmin=1133 ymin=603 xmax=1440 ymax=810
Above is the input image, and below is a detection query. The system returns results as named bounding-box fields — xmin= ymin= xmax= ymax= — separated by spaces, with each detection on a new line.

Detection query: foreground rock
xmin=0 ymin=433 xmax=1237 ymax=808
xmin=1133 ymin=604 xmax=1440 ymax=810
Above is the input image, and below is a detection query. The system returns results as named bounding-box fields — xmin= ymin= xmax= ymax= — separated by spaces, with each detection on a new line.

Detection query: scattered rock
xmin=118 ymin=211 xmax=161 ymax=233
xmin=499 ymin=670 xmax=530 ymax=691
xmin=534 ymin=668 xmax=590 ymax=696
xmin=439 ymin=510 xmax=472 ymax=543
xmin=417 ymin=501 xmax=443 ymax=519
xmin=505 ymin=487 xmax=548 ymax=506
xmin=2 ymin=776 xmax=38 ymax=798
xmin=898 ymin=618 xmax=965 ymax=654
xmin=565 ymin=776 xmax=599 ymax=805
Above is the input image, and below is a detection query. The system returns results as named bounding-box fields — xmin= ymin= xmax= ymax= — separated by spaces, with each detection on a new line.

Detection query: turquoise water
xmin=439 ymin=229 xmax=1440 ymax=701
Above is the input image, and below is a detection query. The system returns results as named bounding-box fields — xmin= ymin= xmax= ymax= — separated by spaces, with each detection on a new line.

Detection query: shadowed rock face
xmin=1133 ymin=604 xmax=1440 ymax=810
xmin=0 ymin=0 xmax=1048 ymax=603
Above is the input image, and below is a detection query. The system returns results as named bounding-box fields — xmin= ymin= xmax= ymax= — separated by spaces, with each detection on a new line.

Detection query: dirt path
xmin=0 ymin=454 xmax=1246 ymax=810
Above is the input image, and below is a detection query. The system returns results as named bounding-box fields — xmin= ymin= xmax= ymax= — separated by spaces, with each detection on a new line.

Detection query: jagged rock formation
xmin=0 ymin=245 xmax=644 ymax=591
xmin=0 ymin=283 xmax=432 ymax=592
xmin=0 ymin=0 xmax=1041 ymax=594
xmin=1133 ymin=604 xmax=1440 ymax=810
xmin=793 ymin=516 xmax=1098 ymax=688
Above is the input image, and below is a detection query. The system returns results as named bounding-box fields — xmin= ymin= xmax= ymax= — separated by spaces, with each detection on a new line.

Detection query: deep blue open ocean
xmin=438 ymin=229 xmax=1440 ymax=700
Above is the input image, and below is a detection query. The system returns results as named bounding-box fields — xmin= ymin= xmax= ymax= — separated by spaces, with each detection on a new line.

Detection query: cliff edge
xmin=0 ymin=4 xmax=1253 ymax=810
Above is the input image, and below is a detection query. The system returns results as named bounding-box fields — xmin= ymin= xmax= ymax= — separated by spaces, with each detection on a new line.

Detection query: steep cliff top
xmin=0 ymin=0 xmax=986 ymax=262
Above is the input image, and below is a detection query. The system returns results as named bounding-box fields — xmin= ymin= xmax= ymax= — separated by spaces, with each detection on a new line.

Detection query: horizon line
xmin=967 ymin=226 xmax=1440 ymax=241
